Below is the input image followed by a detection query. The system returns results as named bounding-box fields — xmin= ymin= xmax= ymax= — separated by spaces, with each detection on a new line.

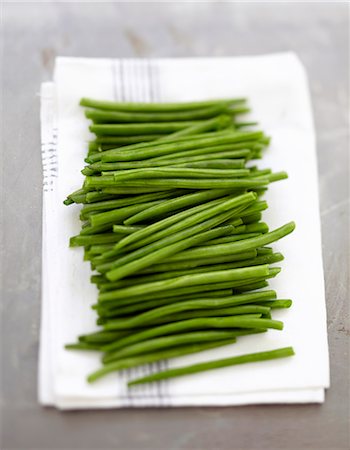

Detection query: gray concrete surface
xmin=1 ymin=2 xmax=349 ymax=449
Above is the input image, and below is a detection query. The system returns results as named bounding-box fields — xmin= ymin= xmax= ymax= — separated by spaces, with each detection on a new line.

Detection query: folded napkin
xmin=39 ymin=53 xmax=329 ymax=409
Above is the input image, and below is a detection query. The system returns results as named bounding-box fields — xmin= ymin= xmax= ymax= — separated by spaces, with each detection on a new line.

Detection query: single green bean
xmin=94 ymin=135 xmax=164 ymax=144
xmin=105 ymin=177 xmax=270 ymax=190
xmin=90 ymin=121 xmax=205 ymax=136
xmin=80 ymin=97 xmax=246 ymax=112
xmin=128 ymin=347 xmax=295 ymax=386
xmin=85 ymin=104 xmax=234 ymax=123
xmin=101 ymin=186 xmax=174 ymax=194
xmin=113 ymin=168 xmax=250 ymax=181
xmin=70 ymin=233 xmax=124 ymax=247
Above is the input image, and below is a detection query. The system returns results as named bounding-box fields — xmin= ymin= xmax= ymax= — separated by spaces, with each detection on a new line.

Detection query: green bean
xmin=85 ymin=104 xmax=235 ymax=123
xmin=99 ymin=265 xmax=270 ymax=303
xmin=128 ymin=347 xmax=295 ymax=386
xmin=70 ymin=233 xmax=124 ymax=247
xmin=94 ymin=135 xmax=164 ymax=145
xmin=80 ymin=97 xmax=246 ymax=112
xmin=164 ymin=222 xmax=295 ymax=262
xmin=90 ymin=121 xmax=206 ymax=136
xmin=101 ymin=186 xmax=174 ymax=194
xmin=106 ymin=224 xmax=234 ymax=281
xmin=103 ymin=330 xmax=250 ymax=363
xmin=103 ymin=293 xmax=277 ymax=330
xmin=89 ymin=200 xmax=164 ymax=228
xmin=104 ymin=177 xmax=269 ymax=190
xmin=89 ymin=244 xmax=115 ymax=255
xmin=88 ymin=338 xmax=239 ymax=382
xmin=80 ymin=190 xmax=177 ymax=216
xmin=113 ymin=168 xmax=250 ymax=182
xmin=124 ymin=188 xmax=237 ymax=226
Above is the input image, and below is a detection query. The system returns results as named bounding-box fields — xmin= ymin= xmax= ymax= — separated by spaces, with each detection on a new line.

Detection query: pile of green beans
xmin=65 ymin=97 xmax=295 ymax=386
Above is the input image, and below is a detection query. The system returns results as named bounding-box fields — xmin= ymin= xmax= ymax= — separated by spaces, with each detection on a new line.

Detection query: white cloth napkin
xmin=39 ymin=53 xmax=329 ymax=409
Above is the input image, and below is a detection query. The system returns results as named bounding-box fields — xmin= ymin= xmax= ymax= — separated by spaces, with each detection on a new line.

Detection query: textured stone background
xmin=1 ymin=2 xmax=349 ymax=449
